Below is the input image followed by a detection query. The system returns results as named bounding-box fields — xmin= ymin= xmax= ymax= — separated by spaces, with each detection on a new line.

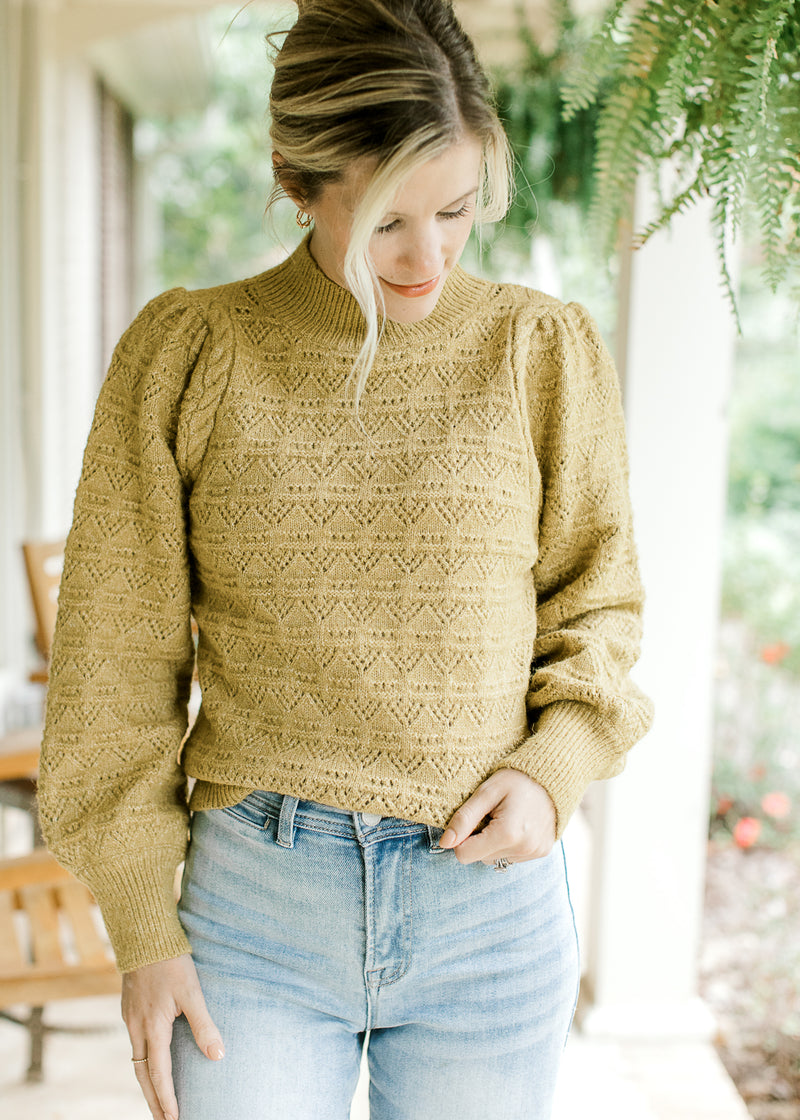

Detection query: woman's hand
xmin=122 ymin=953 xmax=224 ymax=1120
xmin=440 ymin=769 xmax=557 ymax=865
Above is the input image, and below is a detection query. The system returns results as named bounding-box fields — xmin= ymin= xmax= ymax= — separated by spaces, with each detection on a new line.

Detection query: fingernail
xmin=209 ymin=1042 xmax=225 ymax=1060
xmin=440 ymin=828 xmax=456 ymax=848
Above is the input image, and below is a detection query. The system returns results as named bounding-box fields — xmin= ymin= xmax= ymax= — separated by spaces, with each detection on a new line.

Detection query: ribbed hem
xmin=494 ymin=701 xmax=628 ymax=837
xmin=82 ymin=848 xmax=191 ymax=973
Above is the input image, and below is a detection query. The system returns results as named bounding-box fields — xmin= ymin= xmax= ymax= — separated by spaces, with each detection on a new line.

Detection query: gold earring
xmin=296 ymin=210 xmax=313 ymax=228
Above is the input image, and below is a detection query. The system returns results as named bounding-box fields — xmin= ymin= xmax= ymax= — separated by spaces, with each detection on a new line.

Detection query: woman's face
xmin=305 ymin=137 xmax=483 ymax=324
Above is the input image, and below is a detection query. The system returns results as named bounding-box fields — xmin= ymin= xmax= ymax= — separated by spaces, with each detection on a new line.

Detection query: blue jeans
xmin=172 ymin=791 xmax=580 ymax=1119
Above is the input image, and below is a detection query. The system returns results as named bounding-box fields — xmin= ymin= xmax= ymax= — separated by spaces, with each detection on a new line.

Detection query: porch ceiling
xmin=54 ymin=0 xmax=608 ymax=118
xmin=55 ymin=3 xmax=221 ymax=116
xmin=86 ymin=16 xmax=215 ymax=118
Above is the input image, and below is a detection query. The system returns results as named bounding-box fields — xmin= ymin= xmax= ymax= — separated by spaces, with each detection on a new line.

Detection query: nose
xmin=396 ymin=225 xmax=443 ymax=281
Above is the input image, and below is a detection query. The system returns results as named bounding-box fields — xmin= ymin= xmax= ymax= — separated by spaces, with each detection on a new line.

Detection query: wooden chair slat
xmin=0 ymin=966 xmax=121 ymax=1008
xmin=0 ymin=847 xmax=121 ymax=1078
xmin=20 ymin=884 xmax=63 ymax=967
xmin=22 ymin=539 xmax=65 ymax=664
xmin=0 ymin=725 xmax=41 ymax=782
xmin=55 ymin=881 xmax=108 ymax=967
xmin=0 ymin=850 xmax=71 ymax=892
xmin=0 ymin=893 xmax=25 ymax=970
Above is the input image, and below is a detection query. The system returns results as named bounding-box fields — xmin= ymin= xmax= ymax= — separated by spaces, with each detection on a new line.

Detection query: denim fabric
xmin=172 ymin=791 xmax=579 ymax=1119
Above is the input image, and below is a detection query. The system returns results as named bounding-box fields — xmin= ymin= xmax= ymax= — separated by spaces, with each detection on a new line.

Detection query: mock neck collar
xmin=255 ymin=234 xmax=490 ymax=348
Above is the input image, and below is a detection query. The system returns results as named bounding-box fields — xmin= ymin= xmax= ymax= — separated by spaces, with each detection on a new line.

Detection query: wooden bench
xmin=0 ymin=849 xmax=121 ymax=1081
xmin=0 ymin=724 xmax=41 ymax=834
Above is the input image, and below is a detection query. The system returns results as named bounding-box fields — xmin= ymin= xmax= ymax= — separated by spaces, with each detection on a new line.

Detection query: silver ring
xmin=493 ymin=857 xmax=512 ymax=872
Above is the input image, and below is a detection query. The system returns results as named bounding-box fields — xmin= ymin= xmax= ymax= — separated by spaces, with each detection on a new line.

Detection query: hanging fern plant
xmin=492 ymin=0 xmax=602 ymax=240
xmin=560 ymin=0 xmax=800 ymax=317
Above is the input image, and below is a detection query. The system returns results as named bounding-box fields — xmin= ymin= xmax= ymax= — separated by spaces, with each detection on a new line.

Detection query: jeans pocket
xmin=219 ymin=789 xmax=275 ymax=832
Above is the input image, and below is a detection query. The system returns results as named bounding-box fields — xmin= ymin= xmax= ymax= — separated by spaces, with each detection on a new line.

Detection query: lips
xmin=380 ymin=275 xmax=441 ymax=298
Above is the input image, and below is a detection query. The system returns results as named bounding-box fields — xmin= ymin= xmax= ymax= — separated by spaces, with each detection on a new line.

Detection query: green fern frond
xmin=589 ymin=83 xmax=654 ymax=252
xmin=710 ymin=175 xmax=743 ymax=328
xmin=754 ymin=119 xmax=790 ymax=291
xmin=633 ymin=173 xmax=708 ymax=248
xmin=562 ymin=0 xmax=800 ymax=308
xmin=655 ymin=4 xmax=707 ymax=130
xmin=560 ymin=0 xmax=628 ymax=119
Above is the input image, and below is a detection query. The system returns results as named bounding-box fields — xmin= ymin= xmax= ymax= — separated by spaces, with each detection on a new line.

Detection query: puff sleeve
xmin=495 ymin=302 xmax=653 ymax=834
xmin=38 ymin=289 xmax=217 ymax=972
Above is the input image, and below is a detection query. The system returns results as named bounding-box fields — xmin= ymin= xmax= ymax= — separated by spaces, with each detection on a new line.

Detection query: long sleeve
xmin=496 ymin=301 xmax=653 ymax=834
xmin=38 ymin=289 xmax=212 ymax=972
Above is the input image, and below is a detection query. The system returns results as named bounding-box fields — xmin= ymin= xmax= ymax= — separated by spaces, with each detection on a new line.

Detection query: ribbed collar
xmin=255 ymin=234 xmax=491 ymax=348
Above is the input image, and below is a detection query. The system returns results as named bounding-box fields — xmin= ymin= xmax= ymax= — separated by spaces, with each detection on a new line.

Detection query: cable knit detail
xmin=39 ymin=237 xmax=652 ymax=971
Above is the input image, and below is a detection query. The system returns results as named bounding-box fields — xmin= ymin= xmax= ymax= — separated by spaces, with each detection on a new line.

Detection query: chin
xmin=382 ymin=285 xmax=444 ymax=324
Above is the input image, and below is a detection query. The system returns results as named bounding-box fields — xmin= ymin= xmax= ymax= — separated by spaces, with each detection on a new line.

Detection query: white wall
xmin=582 ymin=180 xmax=737 ymax=1037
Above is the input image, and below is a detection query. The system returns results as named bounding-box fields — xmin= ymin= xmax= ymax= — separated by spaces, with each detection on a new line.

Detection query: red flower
xmin=760 ymin=641 xmax=790 ymax=665
xmin=761 ymin=792 xmax=791 ymax=820
xmin=716 ymin=796 xmax=734 ymax=816
xmin=733 ymin=817 xmax=761 ymax=849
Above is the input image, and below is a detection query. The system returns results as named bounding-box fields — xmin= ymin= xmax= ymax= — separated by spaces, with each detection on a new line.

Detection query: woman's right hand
xmin=121 ymin=953 xmax=225 ymax=1120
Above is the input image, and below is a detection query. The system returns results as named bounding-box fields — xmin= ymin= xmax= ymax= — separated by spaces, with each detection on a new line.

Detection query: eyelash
xmin=374 ymin=201 xmax=472 ymax=236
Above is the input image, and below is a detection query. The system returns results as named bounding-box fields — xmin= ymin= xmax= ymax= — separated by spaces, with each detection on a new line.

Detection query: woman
xmin=38 ymin=2 xmax=653 ymax=1118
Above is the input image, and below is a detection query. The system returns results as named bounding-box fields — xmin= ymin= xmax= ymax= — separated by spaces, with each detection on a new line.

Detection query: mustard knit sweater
xmin=39 ymin=237 xmax=652 ymax=972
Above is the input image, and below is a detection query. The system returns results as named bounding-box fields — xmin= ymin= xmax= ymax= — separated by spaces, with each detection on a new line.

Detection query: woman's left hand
xmin=439 ymin=769 xmax=556 ymax=865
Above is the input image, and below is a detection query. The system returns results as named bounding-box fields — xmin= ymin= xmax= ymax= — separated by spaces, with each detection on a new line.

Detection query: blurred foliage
xmin=727 ymin=323 xmax=800 ymax=518
xmin=469 ymin=2 xmax=618 ymax=335
xmin=135 ymin=4 xmax=297 ymax=291
xmin=713 ymin=263 xmax=800 ymax=849
xmin=712 ymin=619 xmax=800 ymax=849
xmin=720 ymin=252 xmax=800 ymax=677
xmin=491 ymin=0 xmax=604 ymax=243
xmin=721 ymin=511 xmax=800 ymax=678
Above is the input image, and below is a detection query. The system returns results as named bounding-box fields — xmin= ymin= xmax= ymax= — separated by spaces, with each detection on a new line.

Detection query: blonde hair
xmin=267 ymin=0 xmax=512 ymax=407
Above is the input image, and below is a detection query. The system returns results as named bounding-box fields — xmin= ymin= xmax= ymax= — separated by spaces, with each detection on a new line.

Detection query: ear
xmin=272 ymin=151 xmax=306 ymax=208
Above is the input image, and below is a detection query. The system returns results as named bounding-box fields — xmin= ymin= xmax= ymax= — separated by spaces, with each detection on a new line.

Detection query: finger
xmin=126 ymin=1025 xmax=164 ymax=1120
xmin=452 ymin=817 xmax=512 ymax=865
xmin=181 ymin=986 xmax=225 ymax=1062
xmin=466 ymin=820 xmax=555 ymax=865
xmin=440 ymin=780 xmax=500 ymax=849
xmin=145 ymin=1028 xmax=180 ymax=1120
xmin=131 ymin=1049 xmax=172 ymax=1120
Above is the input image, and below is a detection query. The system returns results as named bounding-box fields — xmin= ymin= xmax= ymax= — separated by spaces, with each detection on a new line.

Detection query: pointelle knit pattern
xmin=38 ymin=237 xmax=653 ymax=972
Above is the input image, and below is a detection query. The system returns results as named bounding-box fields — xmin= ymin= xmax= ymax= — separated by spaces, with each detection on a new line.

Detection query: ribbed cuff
xmin=82 ymin=847 xmax=192 ymax=973
xmin=493 ymin=701 xmax=627 ymax=837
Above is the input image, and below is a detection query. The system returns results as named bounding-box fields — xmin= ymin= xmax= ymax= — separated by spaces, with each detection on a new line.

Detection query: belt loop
xmin=427 ymin=825 xmax=445 ymax=853
xmin=276 ymin=795 xmax=299 ymax=848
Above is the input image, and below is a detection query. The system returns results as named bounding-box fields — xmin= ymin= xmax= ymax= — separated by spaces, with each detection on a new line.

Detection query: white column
xmin=41 ymin=56 xmax=102 ymax=538
xmin=581 ymin=180 xmax=737 ymax=1038
xmin=0 ymin=2 xmax=102 ymax=689
xmin=0 ymin=0 xmax=28 ymax=693
xmin=0 ymin=0 xmax=55 ymax=689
